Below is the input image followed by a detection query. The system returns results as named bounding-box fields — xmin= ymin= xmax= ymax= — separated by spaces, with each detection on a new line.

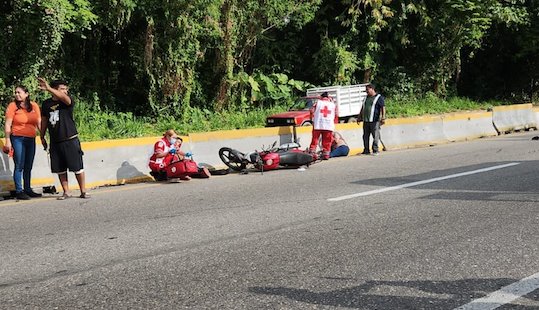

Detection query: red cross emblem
xmin=320 ymin=105 xmax=331 ymax=117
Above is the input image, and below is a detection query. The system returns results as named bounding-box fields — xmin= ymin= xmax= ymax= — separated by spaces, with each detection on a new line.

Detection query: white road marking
xmin=328 ymin=162 xmax=520 ymax=202
xmin=454 ymin=272 xmax=539 ymax=309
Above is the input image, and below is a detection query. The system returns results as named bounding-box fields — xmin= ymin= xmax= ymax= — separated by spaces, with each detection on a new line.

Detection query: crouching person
xmin=149 ymin=129 xmax=184 ymax=182
xmin=149 ymin=129 xmax=210 ymax=182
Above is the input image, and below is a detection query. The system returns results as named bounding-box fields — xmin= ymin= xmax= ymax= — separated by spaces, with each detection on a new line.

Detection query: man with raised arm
xmin=38 ymin=78 xmax=89 ymax=200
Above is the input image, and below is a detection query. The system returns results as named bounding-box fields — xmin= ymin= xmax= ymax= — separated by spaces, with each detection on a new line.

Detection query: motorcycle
xmin=218 ymin=141 xmax=319 ymax=173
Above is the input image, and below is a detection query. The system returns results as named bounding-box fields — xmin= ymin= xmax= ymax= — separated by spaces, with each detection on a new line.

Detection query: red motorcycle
xmin=218 ymin=142 xmax=318 ymax=173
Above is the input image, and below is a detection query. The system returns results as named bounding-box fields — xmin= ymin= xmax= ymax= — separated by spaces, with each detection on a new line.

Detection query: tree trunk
xmin=215 ymin=0 xmax=236 ymax=111
xmin=363 ymin=68 xmax=372 ymax=83
xmin=455 ymin=50 xmax=461 ymax=90
xmin=144 ymin=18 xmax=155 ymax=70
xmin=433 ymin=80 xmax=439 ymax=94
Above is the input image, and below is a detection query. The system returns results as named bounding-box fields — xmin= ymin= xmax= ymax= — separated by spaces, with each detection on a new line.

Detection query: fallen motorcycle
xmin=218 ymin=142 xmax=318 ymax=172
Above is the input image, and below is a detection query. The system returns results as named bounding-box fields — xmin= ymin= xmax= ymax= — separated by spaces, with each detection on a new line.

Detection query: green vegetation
xmin=73 ymin=103 xmax=291 ymax=140
xmin=1 ymin=0 xmax=537 ymax=140
xmin=387 ymin=95 xmax=504 ymax=119
xmin=58 ymin=99 xmax=289 ymax=140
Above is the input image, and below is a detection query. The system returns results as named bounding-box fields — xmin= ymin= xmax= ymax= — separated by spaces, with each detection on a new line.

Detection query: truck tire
xmin=301 ymin=121 xmax=312 ymax=126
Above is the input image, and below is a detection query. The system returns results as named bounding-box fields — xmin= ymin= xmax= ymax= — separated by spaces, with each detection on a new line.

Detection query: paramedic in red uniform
xmin=309 ymin=92 xmax=338 ymax=160
xmin=149 ymin=129 xmax=211 ymax=181
xmin=149 ymin=129 xmax=179 ymax=181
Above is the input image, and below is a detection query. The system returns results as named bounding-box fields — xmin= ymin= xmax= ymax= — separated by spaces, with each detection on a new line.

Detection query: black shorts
xmin=50 ymin=137 xmax=84 ymax=173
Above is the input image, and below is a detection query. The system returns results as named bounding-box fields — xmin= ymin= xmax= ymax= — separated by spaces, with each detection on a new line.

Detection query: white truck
xmin=266 ymin=84 xmax=368 ymax=127
xmin=306 ymin=83 xmax=369 ymax=123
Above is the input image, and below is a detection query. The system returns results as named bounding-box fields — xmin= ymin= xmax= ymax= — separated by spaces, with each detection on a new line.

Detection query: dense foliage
xmin=1 ymin=0 xmax=537 ymax=135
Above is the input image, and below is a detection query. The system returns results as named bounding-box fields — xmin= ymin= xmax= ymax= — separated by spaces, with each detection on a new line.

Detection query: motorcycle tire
xmin=218 ymin=147 xmax=247 ymax=172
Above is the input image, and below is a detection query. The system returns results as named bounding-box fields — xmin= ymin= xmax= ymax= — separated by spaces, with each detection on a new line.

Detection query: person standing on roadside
xmin=4 ymin=85 xmax=43 ymax=200
xmin=309 ymin=92 xmax=338 ymax=160
xmin=357 ymin=83 xmax=386 ymax=155
xmin=38 ymin=78 xmax=90 ymax=200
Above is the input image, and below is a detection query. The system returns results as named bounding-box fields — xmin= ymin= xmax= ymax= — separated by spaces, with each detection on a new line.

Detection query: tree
xmin=0 ymin=0 xmax=96 ymax=91
xmin=459 ymin=0 xmax=537 ymax=102
xmin=213 ymin=0 xmax=322 ymax=110
xmin=335 ymin=0 xmax=528 ymax=95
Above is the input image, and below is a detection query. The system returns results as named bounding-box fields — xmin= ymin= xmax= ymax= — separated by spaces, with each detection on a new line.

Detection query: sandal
xmin=57 ymin=194 xmax=71 ymax=200
xmin=200 ymin=167 xmax=211 ymax=178
xmin=79 ymin=192 xmax=91 ymax=199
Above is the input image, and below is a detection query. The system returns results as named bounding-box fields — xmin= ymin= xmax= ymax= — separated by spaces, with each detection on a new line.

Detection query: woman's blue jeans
xmin=10 ymin=135 xmax=36 ymax=193
xmin=330 ymin=145 xmax=350 ymax=158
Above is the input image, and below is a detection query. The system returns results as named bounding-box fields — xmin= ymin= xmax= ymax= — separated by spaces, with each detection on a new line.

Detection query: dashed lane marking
xmin=328 ymin=162 xmax=520 ymax=202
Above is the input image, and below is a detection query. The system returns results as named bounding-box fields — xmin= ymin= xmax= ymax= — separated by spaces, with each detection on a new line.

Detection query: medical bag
xmin=166 ymin=160 xmax=199 ymax=177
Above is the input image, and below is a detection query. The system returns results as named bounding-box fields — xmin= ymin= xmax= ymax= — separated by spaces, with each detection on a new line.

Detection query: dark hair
xmin=50 ymin=79 xmax=68 ymax=89
xmin=321 ymin=92 xmax=329 ymax=98
xmin=14 ymin=85 xmax=33 ymax=112
xmin=366 ymin=83 xmax=376 ymax=90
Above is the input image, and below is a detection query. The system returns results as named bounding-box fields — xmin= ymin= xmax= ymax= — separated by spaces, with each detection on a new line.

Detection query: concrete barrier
xmin=0 ymin=104 xmax=536 ymax=195
xmin=492 ymin=103 xmax=537 ymax=134
xmin=442 ymin=111 xmax=498 ymax=142
xmin=81 ymin=137 xmax=159 ymax=188
xmin=335 ymin=116 xmax=456 ymax=155
xmin=377 ymin=116 xmax=448 ymax=150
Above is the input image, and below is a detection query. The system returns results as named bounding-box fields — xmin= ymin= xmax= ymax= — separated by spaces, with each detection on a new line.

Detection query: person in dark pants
xmin=357 ymin=83 xmax=386 ymax=155
xmin=4 ymin=85 xmax=43 ymax=200
xmin=38 ymin=78 xmax=90 ymax=200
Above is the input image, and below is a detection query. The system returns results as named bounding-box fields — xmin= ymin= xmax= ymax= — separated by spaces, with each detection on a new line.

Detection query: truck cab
xmin=265 ymin=97 xmax=318 ymax=127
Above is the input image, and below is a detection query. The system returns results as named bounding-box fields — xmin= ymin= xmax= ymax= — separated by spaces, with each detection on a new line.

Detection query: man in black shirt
xmin=38 ymin=78 xmax=89 ymax=199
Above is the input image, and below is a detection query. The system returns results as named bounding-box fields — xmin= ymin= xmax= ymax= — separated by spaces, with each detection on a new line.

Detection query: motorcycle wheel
xmin=218 ymin=147 xmax=247 ymax=171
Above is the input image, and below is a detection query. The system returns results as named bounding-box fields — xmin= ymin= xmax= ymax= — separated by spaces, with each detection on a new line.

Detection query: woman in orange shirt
xmin=4 ymin=86 xmax=42 ymax=200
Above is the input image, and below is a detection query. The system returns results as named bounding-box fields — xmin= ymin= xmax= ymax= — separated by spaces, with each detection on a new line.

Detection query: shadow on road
xmin=250 ymin=277 xmax=539 ymax=309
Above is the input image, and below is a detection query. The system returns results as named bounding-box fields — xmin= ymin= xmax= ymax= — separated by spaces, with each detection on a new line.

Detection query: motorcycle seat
xmin=278 ymin=142 xmax=300 ymax=150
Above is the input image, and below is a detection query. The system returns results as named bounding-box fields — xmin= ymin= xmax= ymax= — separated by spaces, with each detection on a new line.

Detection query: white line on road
xmin=328 ymin=162 xmax=520 ymax=202
xmin=454 ymin=271 xmax=539 ymax=310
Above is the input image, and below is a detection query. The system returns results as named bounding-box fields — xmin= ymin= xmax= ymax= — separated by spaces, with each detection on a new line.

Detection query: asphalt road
xmin=1 ymin=131 xmax=539 ymax=309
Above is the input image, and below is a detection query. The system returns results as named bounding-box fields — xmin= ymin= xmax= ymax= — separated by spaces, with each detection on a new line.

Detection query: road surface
xmin=1 ymin=131 xmax=538 ymax=309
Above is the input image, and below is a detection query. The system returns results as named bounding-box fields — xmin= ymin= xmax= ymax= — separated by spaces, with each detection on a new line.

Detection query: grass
xmin=387 ymin=96 xmax=504 ymax=118
xmin=71 ymin=104 xmax=290 ymax=140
